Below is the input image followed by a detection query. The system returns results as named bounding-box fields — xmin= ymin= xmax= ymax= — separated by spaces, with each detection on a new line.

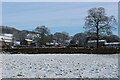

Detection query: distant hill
xmin=0 ymin=26 xmax=38 ymax=34
xmin=0 ymin=26 xmax=20 ymax=34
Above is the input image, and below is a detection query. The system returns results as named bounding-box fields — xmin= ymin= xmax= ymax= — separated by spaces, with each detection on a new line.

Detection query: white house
xmin=88 ymin=40 xmax=107 ymax=48
xmin=0 ymin=34 xmax=13 ymax=46
xmin=105 ymin=42 xmax=120 ymax=48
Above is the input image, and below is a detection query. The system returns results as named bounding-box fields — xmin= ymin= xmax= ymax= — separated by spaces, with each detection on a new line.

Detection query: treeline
xmin=13 ymin=26 xmax=71 ymax=47
xmin=1 ymin=25 xmax=120 ymax=47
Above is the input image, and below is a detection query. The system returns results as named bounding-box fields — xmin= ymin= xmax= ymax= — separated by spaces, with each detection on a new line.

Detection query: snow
xmin=4 ymin=34 xmax=13 ymax=37
xmin=1 ymin=54 xmax=119 ymax=78
xmin=105 ymin=42 xmax=120 ymax=45
xmin=0 ymin=34 xmax=13 ymax=42
xmin=25 ymin=39 xmax=33 ymax=42
xmin=0 ymin=53 xmax=2 ymax=79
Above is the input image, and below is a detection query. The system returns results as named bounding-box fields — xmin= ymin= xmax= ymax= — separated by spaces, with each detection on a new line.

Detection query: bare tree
xmin=70 ymin=33 xmax=87 ymax=46
xmin=84 ymin=7 xmax=117 ymax=48
xmin=34 ymin=26 xmax=50 ymax=46
xmin=13 ymin=32 xmax=27 ymax=41
xmin=54 ymin=32 xmax=70 ymax=43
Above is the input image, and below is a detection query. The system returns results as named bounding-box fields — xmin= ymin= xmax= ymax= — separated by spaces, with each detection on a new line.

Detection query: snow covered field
xmin=1 ymin=54 xmax=119 ymax=78
xmin=0 ymin=54 xmax=2 ymax=79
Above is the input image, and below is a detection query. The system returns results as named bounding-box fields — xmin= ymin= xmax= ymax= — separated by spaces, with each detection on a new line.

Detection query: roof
xmin=3 ymin=36 xmax=12 ymax=40
xmin=88 ymin=40 xmax=106 ymax=43
xmin=0 ymin=36 xmax=3 ymax=40
xmin=25 ymin=39 xmax=33 ymax=42
xmin=46 ymin=43 xmax=58 ymax=45
xmin=14 ymin=41 xmax=20 ymax=45
xmin=4 ymin=34 xmax=13 ymax=37
xmin=0 ymin=35 xmax=12 ymax=41
xmin=46 ymin=43 xmax=54 ymax=45
xmin=3 ymin=40 xmax=12 ymax=43
xmin=105 ymin=42 xmax=120 ymax=45
xmin=0 ymin=34 xmax=13 ymax=43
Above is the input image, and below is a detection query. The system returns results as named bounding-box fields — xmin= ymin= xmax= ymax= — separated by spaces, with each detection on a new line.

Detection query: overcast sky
xmin=2 ymin=2 xmax=118 ymax=36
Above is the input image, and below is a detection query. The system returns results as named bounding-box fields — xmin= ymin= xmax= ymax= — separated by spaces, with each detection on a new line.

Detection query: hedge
xmin=2 ymin=48 xmax=120 ymax=54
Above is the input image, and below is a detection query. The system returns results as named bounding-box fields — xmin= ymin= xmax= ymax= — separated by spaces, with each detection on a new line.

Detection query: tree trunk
xmin=97 ymin=29 xmax=99 ymax=48
xmin=41 ymin=34 xmax=44 ymax=45
xmin=96 ymin=22 xmax=99 ymax=49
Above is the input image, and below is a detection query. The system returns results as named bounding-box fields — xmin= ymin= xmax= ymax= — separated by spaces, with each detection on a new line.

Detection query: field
xmin=1 ymin=53 xmax=119 ymax=78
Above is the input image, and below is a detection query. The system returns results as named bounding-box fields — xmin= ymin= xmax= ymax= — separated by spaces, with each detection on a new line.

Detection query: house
xmin=0 ymin=34 xmax=13 ymax=47
xmin=25 ymin=39 xmax=33 ymax=45
xmin=88 ymin=40 xmax=107 ymax=48
xmin=20 ymin=39 xmax=33 ymax=46
xmin=46 ymin=42 xmax=59 ymax=47
xmin=14 ymin=41 xmax=20 ymax=46
xmin=31 ymin=40 xmax=38 ymax=47
xmin=105 ymin=42 xmax=120 ymax=48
